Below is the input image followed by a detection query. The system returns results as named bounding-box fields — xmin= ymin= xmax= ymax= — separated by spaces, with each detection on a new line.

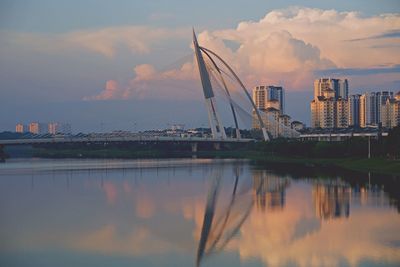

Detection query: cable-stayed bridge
xmin=0 ymin=30 xmax=301 ymax=157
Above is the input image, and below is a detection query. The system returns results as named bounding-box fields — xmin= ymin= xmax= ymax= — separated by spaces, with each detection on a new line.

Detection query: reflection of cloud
xmin=74 ymin=224 xmax=175 ymax=256
xmin=103 ymin=182 xmax=117 ymax=205
xmin=237 ymin=185 xmax=400 ymax=267
xmin=135 ymin=191 xmax=155 ymax=219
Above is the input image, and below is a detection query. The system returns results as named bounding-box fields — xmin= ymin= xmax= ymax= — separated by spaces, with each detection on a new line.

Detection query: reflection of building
xmin=253 ymin=171 xmax=290 ymax=212
xmin=313 ymin=184 xmax=350 ymax=220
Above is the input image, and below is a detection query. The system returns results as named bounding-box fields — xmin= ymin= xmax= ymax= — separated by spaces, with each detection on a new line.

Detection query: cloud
xmin=83 ymin=80 xmax=124 ymax=100
xmin=316 ymin=64 xmax=400 ymax=76
xmin=3 ymin=26 xmax=187 ymax=58
xmin=346 ymin=29 xmax=400 ymax=42
xmin=85 ymin=7 xmax=400 ymax=100
xmin=84 ymin=62 xmax=200 ymax=101
xmin=5 ymin=6 xmax=399 ymax=101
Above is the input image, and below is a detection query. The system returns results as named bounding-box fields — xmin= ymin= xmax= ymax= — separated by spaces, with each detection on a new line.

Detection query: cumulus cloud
xmin=84 ymin=7 xmax=400 ymax=101
xmin=83 ymin=80 xmax=123 ymax=100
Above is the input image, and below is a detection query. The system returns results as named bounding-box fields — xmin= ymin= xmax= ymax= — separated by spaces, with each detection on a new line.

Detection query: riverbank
xmin=248 ymin=153 xmax=400 ymax=176
xmin=3 ymin=147 xmax=400 ymax=175
xmin=24 ymin=147 xmax=400 ymax=176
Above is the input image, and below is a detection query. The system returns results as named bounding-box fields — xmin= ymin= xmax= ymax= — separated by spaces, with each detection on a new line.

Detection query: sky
xmin=0 ymin=0 xmax=399 ymax=132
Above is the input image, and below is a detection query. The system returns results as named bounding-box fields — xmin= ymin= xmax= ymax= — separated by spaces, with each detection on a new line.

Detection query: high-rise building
xmin=381 ymin=92 xmax=400 ymax=128
xmin=360 ymin=93 xmax=378 ymax=127
xmin=253 ymin=85 xmax=284 ymax=113
xmin=28 ymin=122 xmax=47 ymax=134
xmin=376 ymin=91 xmax=394 ymax=125
xmin=311 ymin=78 xmax=349 ymax=129
xmin=314 ymin=78 xmax=348 ymax=100
xmin=348 ymin=95 xmax=361 ymax=127
xmin=338 ymin=79 xmax=349 ymax=100
xmin=15 ymin=123 xmax=25 ymax=133
xmin=48 ymin=122 xmax=72 ymax=135
xmin=336 ymin=98 xmax=349 ymax=128
xmin=310 ymin=97 xmax=335 ymax=128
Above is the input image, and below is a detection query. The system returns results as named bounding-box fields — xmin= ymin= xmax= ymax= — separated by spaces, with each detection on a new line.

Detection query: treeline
xmin=252 ymin=126 xmax=400 ymax=159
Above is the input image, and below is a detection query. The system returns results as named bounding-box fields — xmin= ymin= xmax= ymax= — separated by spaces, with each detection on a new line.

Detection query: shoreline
xmin=5 ymin=147 xmax=399 ymax=176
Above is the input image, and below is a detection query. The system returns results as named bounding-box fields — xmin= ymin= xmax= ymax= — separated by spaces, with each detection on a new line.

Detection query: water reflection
xmin=313 ymin=183 xmax=350 ymax=220
xmin=0 ymin=159 xmax=399 ymax=267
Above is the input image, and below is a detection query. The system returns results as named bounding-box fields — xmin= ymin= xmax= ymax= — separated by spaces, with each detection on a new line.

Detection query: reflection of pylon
xmin=196 ymin=167 xmax=256 ymax=266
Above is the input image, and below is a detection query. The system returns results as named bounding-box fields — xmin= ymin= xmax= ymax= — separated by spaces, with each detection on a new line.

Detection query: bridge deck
xmin=0 ymin=136 xmax=255 ymax=146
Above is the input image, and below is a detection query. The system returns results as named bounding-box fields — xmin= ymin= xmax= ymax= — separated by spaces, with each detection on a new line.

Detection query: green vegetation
xmin=245 ymin=126 xmax=400 ymax=175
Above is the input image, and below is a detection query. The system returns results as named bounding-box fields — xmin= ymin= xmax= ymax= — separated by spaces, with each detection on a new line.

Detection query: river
xmin=0 ymin=158 xmax=399 ymax=267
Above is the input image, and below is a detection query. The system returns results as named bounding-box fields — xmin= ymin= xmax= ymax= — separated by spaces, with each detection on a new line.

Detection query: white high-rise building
xmin=311 ymin=78 xmax=349 ymax=129
xmin=253 ymin=85 xmax=284 ymax=113
xmin=314 ymin=78 xmax=348 ymax=100
xmin=28 ymin=122 xmax=47 ymax=134
xmin=16 ymin=123 xmax=25 ymax=133
xmin=380 ymin=92 xmax=400 ymax=128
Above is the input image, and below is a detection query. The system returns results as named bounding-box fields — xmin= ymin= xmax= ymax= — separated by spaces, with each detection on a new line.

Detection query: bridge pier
xmin=191 ymin=142 xmax=198 ymax=153
xmin=0 ymin=144 xmax=5 ymax=162
xmin=213 ymin=142 xmax=221 ymax=151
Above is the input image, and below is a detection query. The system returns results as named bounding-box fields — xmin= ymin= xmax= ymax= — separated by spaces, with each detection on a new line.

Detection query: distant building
xmin=311 ymin=78 xmax=349 ymax=129
xmin=28 ymin=122 xmax=47 ymax=134
xmin=253 ymin=107 xmax=280 ymax=138
xmin=348 ymin=95 xmax=361 ymax=127
xmin=291 ymin=121 xmax=305 ymax=131
xmin=336 ymin=98 xmax=349 ymax=128
xmin=314 ymin=78 xmax=348 ymax=100
xmin=48 ymin=122 xmax=72 ymax=134
xmin=376 ymin=91 xmax=394 ymax=125
xmin=359 ymin=91 xmax=395 ymax=128
xmin=253 ymin=85 xmax=284 ymax=113
xmin=15 ymin=123 xmax=25 ymax=133
xmin=380 ymin=92 xmax=400 ymax=128
xmin=311 ymin=97 xmax=335 ymax=128
xmin=360 ymin=93 xmax=376 ymax=127
xmin=338 ymin=79 xmax=349 ymax=100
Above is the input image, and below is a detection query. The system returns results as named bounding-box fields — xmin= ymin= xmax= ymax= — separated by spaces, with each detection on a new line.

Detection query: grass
xmin=248 ymin=154 xmax=400 ymax=176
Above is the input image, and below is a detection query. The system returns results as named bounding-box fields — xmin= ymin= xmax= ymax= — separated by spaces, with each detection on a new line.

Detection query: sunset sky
xmin=1 ymin=0 xmax=399 ymax=132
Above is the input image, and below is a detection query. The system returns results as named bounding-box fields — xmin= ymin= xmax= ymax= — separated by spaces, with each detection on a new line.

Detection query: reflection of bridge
xmin=197 ymin=168 xmax=290 ymax=266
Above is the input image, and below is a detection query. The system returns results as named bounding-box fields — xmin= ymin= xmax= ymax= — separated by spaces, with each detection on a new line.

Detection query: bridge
xmin=0 ymin=134 xmax=255 ymax=158
xmin=0 ymin=30 xmax=299 ymax=159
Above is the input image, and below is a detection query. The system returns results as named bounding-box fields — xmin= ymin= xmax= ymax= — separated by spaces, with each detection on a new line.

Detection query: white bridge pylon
xmin=192 ymin=29 xmax=270 ymax=141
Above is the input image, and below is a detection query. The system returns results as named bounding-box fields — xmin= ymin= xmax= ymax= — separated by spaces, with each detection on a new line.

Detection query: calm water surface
xmin=0 ymin=158 xmax=399 ymax=267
